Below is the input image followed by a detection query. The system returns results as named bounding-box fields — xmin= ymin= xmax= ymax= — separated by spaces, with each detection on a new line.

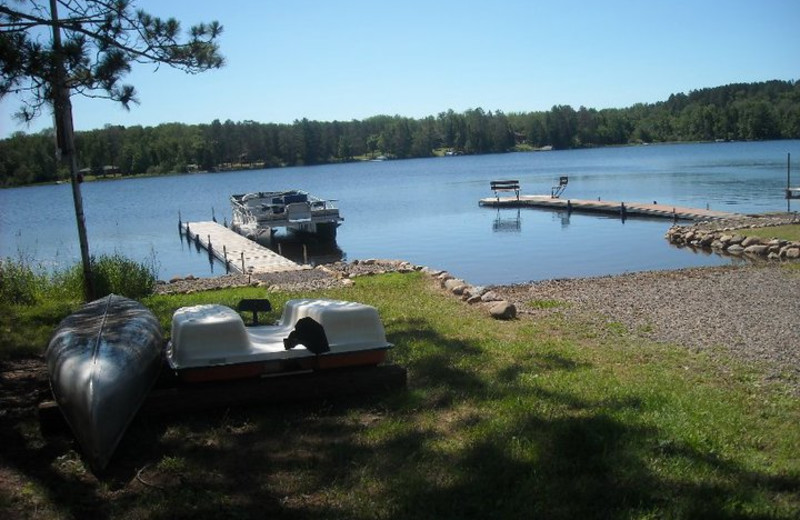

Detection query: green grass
xmin=2 ymin=272 xmax=799 ymax=519
xmin=743 ymin=224 xmax=800 ymax=242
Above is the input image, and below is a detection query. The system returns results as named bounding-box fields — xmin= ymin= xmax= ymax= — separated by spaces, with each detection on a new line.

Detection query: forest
xmin=1 ymin=80 xmax=799 ymax=187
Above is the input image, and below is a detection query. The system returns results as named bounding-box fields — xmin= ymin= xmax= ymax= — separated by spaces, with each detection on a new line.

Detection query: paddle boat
xmin=165 ymin=298 xmax=393 ymax=383
xmin=45 ymin=294 xmax=163 ymax=472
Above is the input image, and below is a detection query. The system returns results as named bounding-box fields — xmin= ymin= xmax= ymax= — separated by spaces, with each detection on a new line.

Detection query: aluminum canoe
xmin=45 ymin=294 xmax=163 ymax=472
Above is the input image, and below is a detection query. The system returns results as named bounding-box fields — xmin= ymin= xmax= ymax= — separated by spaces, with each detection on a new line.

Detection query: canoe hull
xmin=45 ymin=294 xmax=163 ymax=472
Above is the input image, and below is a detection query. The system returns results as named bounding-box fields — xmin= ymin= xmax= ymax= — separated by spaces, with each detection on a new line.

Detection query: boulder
xmin=480 ymin=290 xmax=502 ymax=302
xmin=786 ymin=248 xmax=800 ymax=259
xmin=741 ymin=236 xmax=763 ymax=248
xmin=444 ymin=278 xmax=466 ymax=292
xmin=744 ymin=244 xmax=769 ymax=256
xmin=489 ymin=301 xmax=517 ymax=320
xmin=726 ymin=244 xmax=744 ymax=254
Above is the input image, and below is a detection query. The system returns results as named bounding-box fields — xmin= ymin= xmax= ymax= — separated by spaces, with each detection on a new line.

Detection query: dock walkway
xmin=479 ymin=195 xmax=744 ymax=221
xmin=182 ymin=221 xmax=306 ymax=274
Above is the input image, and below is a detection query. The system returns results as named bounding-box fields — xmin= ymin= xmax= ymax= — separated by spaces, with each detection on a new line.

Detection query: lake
xmin=1 ymin=140 xmax=798 ymax=286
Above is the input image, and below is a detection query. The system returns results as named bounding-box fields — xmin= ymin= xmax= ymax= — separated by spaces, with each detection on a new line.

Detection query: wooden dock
xmin=182 ymin=221 xmax=307 ymax=274
xmin=479 ymin=195 xmax=744 ymax=221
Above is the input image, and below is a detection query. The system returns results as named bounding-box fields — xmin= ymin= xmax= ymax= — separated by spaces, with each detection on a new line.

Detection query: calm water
xmin=2 ymin=140 xmax=798 ymax=286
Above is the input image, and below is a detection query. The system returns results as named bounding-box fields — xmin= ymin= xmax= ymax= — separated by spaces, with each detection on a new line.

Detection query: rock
xmin=744 ymin=245 xmax=769 ymax=256
xmin=727 ymin=244 xmax=744 ymax=254
xmin=768 ymin=252 xmax=781 ymax=260
xmin=480 ymin=290 xmax=502 ymax=302
xmin=466 ymin=295 xmax=483 ymax=304
xmin=741 ymin=236 xmax=763 ymax=248
xmin=489 ymin=301 xmax=517 ymax=320
xmin=786 ymin=248 xmax=800 ymax=259
xmin=340 ymin=279 xmax=355 ymax=287
xmin=444 ymin=278 xmax=466 ymax=292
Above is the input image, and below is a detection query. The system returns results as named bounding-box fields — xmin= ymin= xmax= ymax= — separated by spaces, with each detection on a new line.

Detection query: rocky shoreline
xmin=666 ymin=214 xmax=800 ymax=259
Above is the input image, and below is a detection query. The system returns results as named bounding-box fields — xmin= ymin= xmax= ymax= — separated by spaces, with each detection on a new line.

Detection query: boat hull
xmin=45 ymin=294 xmax=163 ymax=472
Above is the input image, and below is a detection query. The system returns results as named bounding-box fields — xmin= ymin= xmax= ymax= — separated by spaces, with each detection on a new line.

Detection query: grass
xmin=1 ymin=271 xmax=799 ymax=518
xmin=743 ymin=223 xmax=800 ymax=242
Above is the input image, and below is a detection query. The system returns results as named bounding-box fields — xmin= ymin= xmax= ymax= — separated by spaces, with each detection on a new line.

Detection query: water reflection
xmin=267 ymin=234 xmax=345 ymax=266
xmin=492 ymin=209 xmax=521 ymax=232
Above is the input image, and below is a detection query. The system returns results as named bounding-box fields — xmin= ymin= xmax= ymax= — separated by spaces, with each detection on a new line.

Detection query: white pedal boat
xmin=165 ymin=299 xmax=392 ymax=382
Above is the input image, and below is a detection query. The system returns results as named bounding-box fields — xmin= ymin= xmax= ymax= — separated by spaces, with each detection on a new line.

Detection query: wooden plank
xmin=182 ymin=221 xmax=306 ymax=274
xmin=479 ymin=195 xmax=743 ymax=221
xmin=39 ymin=365 xmax=407 ymax=428
xmin=144 ymin=364 xmax=406 ymax=415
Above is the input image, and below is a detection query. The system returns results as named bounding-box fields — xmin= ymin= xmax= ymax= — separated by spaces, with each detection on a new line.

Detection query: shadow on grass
xmin=2 ymin=314 xmax=798 ymax=519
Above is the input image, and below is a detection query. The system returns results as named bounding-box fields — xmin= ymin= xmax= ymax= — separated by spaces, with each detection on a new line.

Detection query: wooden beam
xmin=39 ymin=364 xmax=407 ymax=430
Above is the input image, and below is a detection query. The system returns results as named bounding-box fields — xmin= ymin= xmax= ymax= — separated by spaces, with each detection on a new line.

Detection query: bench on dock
xmin=490 ymin=180 xmax=520 ymax=200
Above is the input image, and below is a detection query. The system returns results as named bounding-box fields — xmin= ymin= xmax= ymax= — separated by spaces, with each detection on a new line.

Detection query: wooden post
xmin=303 ymin=244 xmax=308 ymax=264
xmin=241 ymin=252 xmax=245 ymax=272
xmin=223 ymin=245 xmax=229 ymax=273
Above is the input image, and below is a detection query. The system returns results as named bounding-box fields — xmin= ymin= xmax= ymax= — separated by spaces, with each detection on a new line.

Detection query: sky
xmin=1 ymin=0 xmax=798 ymax=139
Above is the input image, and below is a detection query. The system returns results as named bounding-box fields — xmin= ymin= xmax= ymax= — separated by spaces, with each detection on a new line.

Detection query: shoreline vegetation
xmin=3 ymin=79 xmax=799 ymax=188
xmin=1 ymin=219 xmax=799 ymax=517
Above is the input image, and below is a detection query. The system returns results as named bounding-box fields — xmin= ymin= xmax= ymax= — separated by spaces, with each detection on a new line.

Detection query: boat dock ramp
xmin=181 ymin=221 xmax=307 ymax=274
xmin=480 ymin=179 xmax=743 ymax=221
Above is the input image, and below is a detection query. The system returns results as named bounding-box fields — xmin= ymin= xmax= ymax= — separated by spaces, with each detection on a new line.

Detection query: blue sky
xmin=1 ymin=0 xmax=798 ymax=138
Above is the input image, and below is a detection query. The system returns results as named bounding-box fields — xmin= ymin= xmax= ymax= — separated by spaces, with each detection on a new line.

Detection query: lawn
xmin=1 ymin=271 xmax=799 ymax=519
xmin=744 ymin=223 xmax=800 ymax=243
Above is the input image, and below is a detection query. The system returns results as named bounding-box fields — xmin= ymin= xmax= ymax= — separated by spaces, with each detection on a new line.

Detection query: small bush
xmin=0 ymin=258 xmax=42 ymax=305
xmin=2 ymin=254 xmax=158 ymax=305
xmin=57 ymin=253 xmax=158 ymax=300
xmin=93 ymin=253 xmax=158 ymax=299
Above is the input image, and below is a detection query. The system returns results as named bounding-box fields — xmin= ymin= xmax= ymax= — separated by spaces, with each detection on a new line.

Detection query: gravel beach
xmin=490 ymin=264 xmax=800 ymax=393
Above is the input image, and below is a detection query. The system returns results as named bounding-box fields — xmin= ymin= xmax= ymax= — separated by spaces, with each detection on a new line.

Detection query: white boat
xmin=165 ymin=298 xmax=393 ymax=382
xmin=230 ymin=190 xmax=343 ymax=241
xmin=45 ymin=294 xmax=163 ymax=472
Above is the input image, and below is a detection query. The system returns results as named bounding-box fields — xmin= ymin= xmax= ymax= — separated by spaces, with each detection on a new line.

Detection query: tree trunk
xmin=50 ymin=0 xmax=95 ymax=301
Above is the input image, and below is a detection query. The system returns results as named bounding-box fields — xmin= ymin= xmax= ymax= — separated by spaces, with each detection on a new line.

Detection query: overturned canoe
xmin=166 ymin=298 xmax=392 ymax=382
xmin=45 ymin=294 xmax=163 ymax=472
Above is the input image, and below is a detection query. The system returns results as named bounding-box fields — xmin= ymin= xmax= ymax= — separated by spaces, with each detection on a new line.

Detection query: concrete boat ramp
xmin=182 ymin=221 xmax=307 ymax=274
xmin=479 ymin=195 xmax=744 ymax=221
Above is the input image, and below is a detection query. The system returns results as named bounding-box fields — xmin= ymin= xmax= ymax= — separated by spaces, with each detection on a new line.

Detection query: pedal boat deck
xmin=166 ymin=299 xmax=392 ymax=382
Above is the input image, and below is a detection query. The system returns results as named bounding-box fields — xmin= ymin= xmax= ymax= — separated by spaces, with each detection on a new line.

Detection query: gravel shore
xmin=490 ymin=264 xmax=800 ymax=393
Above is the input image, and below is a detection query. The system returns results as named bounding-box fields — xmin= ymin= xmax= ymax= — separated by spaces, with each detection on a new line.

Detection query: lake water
xmin=2 ymin=140 xmax=798 ymax=286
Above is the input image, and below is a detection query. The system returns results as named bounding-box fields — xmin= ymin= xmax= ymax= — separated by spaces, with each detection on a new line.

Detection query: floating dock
xmin=181 ymin=221 xmax=307 ymax=274
xmin=479 ymin=195 xmax=744 ymax=221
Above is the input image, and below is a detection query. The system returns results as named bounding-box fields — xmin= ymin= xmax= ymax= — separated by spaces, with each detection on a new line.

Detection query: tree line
xmin=2 ymin=79 xmax=799 ymax=187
